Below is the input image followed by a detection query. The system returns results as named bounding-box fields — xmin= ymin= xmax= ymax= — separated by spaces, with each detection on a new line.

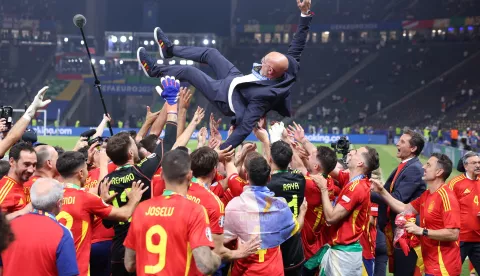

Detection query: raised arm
xmin=176 ymin=88 xmax=192 ymax=138
xmin=93 ymin=114 xmax=111 ymax=139
xmin=286 ymin=0 xmax=313 ymax=63
xmin=172 ymin=106 xmax=205 ymax=149
xmin=135 ymin=106 xmax=160 ymax=142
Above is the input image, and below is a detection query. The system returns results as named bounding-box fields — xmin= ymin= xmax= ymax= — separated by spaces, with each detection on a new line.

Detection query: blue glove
xmin=155 ymin=76 xmax=180 ymax=105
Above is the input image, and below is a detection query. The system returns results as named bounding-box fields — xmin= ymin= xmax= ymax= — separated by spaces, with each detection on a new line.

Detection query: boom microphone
xmin=72 ymin=14 xmax=113 ymax=136
xmin=80 ymin=129 xmax=96 ymax=138
xmin=73 ymin=14 xmax=87 ymax=28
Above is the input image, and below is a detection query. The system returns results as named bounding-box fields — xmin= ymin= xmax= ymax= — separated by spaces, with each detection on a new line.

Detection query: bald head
xmin=30 ymin=178 xmax=64 ymax=214
xmin=261 ymin=52 xmax=288 ymax=79
xmin=35 ymin=145 xmax=59 ymax=175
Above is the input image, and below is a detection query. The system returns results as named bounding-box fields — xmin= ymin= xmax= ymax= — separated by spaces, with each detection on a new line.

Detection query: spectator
xmin=0 ymin=178 xmax=79 ymax=276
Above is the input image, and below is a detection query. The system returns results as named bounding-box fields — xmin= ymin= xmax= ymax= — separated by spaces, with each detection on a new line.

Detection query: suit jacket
xmin=219 ymin=16 xmax=313 ymax=149
xmin=371 ymin=157 xmax=426 ymax=230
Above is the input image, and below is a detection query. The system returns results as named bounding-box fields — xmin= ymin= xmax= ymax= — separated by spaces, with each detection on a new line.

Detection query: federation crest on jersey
xmin=219 ymin=215 xmax=225 ymax=228
xmin=427 ymin=201 xmax=435 ymax=213
xmin=206 ymin=227 xmax=213 ymax=242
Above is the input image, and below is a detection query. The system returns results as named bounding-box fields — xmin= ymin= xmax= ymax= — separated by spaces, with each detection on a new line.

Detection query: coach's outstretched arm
xmin=0 ymin=87 xmax=51 ymax=158
xmin=285 ymin=0 xmax=313 ymax=64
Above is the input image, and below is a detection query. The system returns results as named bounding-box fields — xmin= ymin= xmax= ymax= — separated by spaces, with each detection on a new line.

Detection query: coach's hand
xmin=126 ymin=180 xmax=149 ymax=204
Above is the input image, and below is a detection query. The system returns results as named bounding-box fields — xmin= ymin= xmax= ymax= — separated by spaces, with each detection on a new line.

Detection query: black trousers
xmin=461 ymin=241 xmax=480 ymax=273
xmin=374 ymin=228 xmax=388 ymax=276
xmin=393 ymin=246 xmax=418 ymax=275
xmin=111 ymin=262 xmax=135 ymax=276
xmin=150 ymin=46 xmax=242 ymax=115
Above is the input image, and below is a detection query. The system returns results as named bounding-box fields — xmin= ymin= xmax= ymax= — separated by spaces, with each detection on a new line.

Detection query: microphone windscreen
xmin=80 ymin=129 xmax=96 ymax=138
xmin=73 ymin=14 xmax=87 ymax=28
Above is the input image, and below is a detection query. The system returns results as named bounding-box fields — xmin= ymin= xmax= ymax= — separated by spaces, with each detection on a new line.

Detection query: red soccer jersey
xmin=187 ymin=182 xmax=225 ymax=235
xmin=449 ymin=174 xmax=480 ymax=242
xmin=327 ymin=172 xmax=371 ymax=246
xmin=123 ymin=192 xmax=214 ymax=276
xmin=232 ymin=246 xmax=284 ymax=276
xmin=0 ymin=176 xmax=26 ymax=214
xmin=301 ymin=175 xmax=338 ymax=259
xmin=56 ymin=186 xmax=113 ymax=276
xmin=23 ymin=175 xmax=40 ymax=203
xmin=227 ymin=173 xmax=248 ymax=198
xmin=85 ymin=168 xmax=100 ymax=189
xmin=410 ymin=185 xmax=461 ymax=276
xmin=360 ymin=203 xmax=378 ymax=260
xmin=210 ymin=171 xmax=226 ymax=198
xmin=151 ymin=167 xmax=165 ymax=197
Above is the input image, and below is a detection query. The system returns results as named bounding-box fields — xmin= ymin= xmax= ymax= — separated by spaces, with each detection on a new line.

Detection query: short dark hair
xmin=190 ymin=147 xmax=219 ymax=178
xmin=247 ymin=156 xmax=271 ymax=186
xmin=106 ymin=132 xmax=132 ymax=165
xmin=56 ymin=151 xmax=86 ymax=178
xmin=54 ymin=146 xmax=65 ymax=155
xmin=176 ymin=146 xmax=189 ymax=153
xmin=431 ymin=153 xmax=452 ymax=181
xmin=362 ymin=146 xmax=380 ymax=174
xmin=270 ymin=141 xmax=293 ymax=170
xmin=139 ymin=134 xmax=158 ymax=153
xmin=35 ymin=146 xmax=52 ymax=170
xmin=9 ymin=142 xmax=35 ymax=162
xmin=403 ymin=129 xmax=425 ymax=156
xmin=0 ymin=160 xmax=9 ymax=178
xmin=244 ymin=151 xmax=262 ymax=171
xmin=162 ymin=150 xmax=191 ymax=183
xmin=316 ymin=146 xmax=337 ymax=174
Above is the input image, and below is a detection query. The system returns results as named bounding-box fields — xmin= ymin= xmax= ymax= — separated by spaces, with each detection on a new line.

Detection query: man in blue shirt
xmin=0 ymin=178 xmax=79 ymax=276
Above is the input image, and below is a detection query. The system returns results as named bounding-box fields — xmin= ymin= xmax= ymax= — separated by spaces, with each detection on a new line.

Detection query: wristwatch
xmin=422 ymin=228 xmax=429 ymax=236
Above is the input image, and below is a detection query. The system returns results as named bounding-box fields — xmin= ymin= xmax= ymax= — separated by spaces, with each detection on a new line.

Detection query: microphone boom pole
xmin=74 ymin=14 xmax=113 ymax=136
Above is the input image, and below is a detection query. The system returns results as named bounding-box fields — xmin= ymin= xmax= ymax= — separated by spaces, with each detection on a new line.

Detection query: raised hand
xmin=26 ymin=86 xmax=51 ymax=117
xmin=288 ymin=122 xmax=306 ymax=142
xmin=145 ymin=106 xmax=160 ymax=123
xmin=178 ymin=87 xmax=192 ymax=110
xmin=253 ymin=126 xmax=269 ymax=144
xmin=191 ymin=106 xmax=205 ymax=125
xmin=268 ymin=121 xmax=285 ymax=143
xmin=197 ymin=127 xmax=208 ymax=148
xmin=209 ymin=113 xmax=222 ymax=141
xmin=216 ymin=146 xmax=235 ymax=162
xmin=297 ymin=0 xmax=311 ymax=15
xmin=155 ymin=76 xmax=181 ymax=105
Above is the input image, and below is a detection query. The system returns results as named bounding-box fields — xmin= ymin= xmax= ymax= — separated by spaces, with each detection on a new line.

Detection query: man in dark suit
xmin=371 ymin=129 xmax=426 ymax=276
xmin=137 ymin=0 xmax=312 ymax=150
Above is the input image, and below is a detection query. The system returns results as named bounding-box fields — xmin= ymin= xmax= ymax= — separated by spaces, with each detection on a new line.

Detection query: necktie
xmin=390 ymin=161 xmax=407 ymax=193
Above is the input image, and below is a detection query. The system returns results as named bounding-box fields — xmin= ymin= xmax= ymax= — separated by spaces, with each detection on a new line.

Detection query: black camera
xmin=0 ymin=106 xmax=13 ymax=131
xmin=331 ymin=136 xmax=351 ymax=162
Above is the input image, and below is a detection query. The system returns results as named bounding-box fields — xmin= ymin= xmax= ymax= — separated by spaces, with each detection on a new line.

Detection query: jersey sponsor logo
xmin=341 ymin=194 xmax=351 ymax=203
xmin=206 ymin=227 xmax=213 ymax=242
xmin=428 ymin=201 xmax=435 ymax=213
xmin=283 ymin=182 xmax=300 ymax=191
xmin=110 ymin=173 xmax=135 ymax=184
xmin=219 ymin=215 xmax=225 ymax=228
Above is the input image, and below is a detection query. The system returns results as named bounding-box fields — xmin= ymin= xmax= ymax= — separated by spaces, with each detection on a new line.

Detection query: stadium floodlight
xmin=99 ymin=60 xmax=106 ymax=65
xmin=64 ymin=37 xmax=69 ymax=43
xmin=169 ymin=60 xmax=176 ymax=65
xmin=120 ymin=36 xmax=127 ymax=43
xmin=203 ymin=39 xmax=209 ymax=45
xmin=129 ymin=36 xmax=133 ymax=41
xmin=119 ymin=60 xmax=124 ymax=65
xmin=111 ymin=35 xmax=118 ymax=43
xmin=91 ymin=58 xmax=96 ymax=64
xmin=79 ymin=58 xmax=83 ymax=63
xmin=187 ymin=60 xmax=194 ymax=65
xmin=157 ymin=60 xmax=164 ymax=64
xmin=81 ymin=40 xmax=84 ymax=45
xmin=150 ymin=40 xmax=154 ymax=45
xmin=180 ymin=60 xmax=187 ymax=65
xmin=212 ymin=40 xmax=216 ymax=44
xmin=432 ymin=30 xmax=436 ymax=34
xmin=174 ymin=39 xmax=180 ymax=45
xmin=144 ymin=40 xmax=148 ymax=46
xmin=467 ymin=26 xmax=474 ymax=31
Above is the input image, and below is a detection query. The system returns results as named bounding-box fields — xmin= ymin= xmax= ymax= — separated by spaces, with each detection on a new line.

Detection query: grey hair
xmin=30 ymin=178 xmax=64 ymax=212
xmin=463 ymin=151 xmax=480 ymax=164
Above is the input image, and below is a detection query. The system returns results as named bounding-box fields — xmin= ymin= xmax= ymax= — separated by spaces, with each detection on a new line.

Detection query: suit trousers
xmin=150 ymin=46 xmax=242 ymax=115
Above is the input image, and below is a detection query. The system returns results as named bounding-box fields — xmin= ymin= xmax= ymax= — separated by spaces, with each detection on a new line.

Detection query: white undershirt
xmin=401 ymin=157 xmax=414 ymax=163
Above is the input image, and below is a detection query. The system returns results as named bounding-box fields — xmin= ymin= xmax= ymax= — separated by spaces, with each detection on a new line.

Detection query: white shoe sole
xmin=154 ymin=27 xmax=165 ymax=59
xmin=137 ymin=47 xmax=150 ymax=77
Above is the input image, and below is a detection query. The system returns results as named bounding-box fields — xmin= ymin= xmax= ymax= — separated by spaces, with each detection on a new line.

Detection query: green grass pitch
xmin=36 ymin=136 xmax=471 ymax=275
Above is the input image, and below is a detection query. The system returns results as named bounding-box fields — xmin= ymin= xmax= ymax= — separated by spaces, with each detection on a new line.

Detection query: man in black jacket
xmin=371 ymin=129 xmax=426 ymax=276
xmin=137 ymin=0 xmax=313 ymax=150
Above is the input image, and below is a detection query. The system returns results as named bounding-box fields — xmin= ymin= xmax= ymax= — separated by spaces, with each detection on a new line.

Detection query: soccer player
xmin=0 ymin=142 xmax=36 ymax=220
xmin=56 ymin=151 xmax=148 ymax=276
xmin=300 ymin=146 xmax=339 ymax=276
xmin=449 ymin=151 xmax=480 ymax=271
xmin=267 ymin=141 xmax=306 ymax=276
xmin=371 ymin=153 xmax=461 ymax=276
xmin=0 ymin=178 xmax=79 ymax=276
xmin=225 ymin=156 xmax=306 ymax=276
xmin=307 ymin=146 xmax=380 ymax=275
xmin=23 ymin=145 xmax=59 ymax=203
xmin=124 ymin=149 xmax=221 ymax=275
xmin=189 ymin=147 xmax=260 ymax=267
xmin=104 ymin=92 xmax=177 ymax=276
